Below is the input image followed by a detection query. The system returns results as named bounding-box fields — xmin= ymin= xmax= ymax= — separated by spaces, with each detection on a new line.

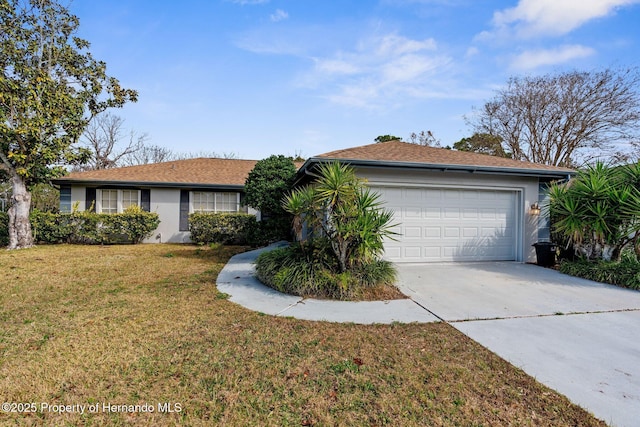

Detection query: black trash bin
xmin=532 ymin=242 xmax=557 ymax=267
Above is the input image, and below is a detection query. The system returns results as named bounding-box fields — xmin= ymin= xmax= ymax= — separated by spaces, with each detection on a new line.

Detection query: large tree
xmin=244 ymin=155 xmax=296 ymax=218
xmin=120 ymin=144 xmax=174 ymax=166
xmin=244 ymin=155 xmax=297 ymax=242
xmin=0 ymin=0 xmax=136 ymax=249
xmin=469 ymin=68 xmax=640 ymax=167
xmin=453 ymin=133 xmax=511 ymax=158
xmin=79 ymin=113 xmax=147 ymax=170
xmin=374 ymin=135 xmax=402 ymax=143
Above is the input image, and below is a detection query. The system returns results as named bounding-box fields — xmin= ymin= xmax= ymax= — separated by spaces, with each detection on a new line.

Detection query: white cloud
xmin=485 ymin=0 xmax=640 ymax=39
xmin=302 ymin=33 xmax=452 ymax=108
xmin=229 ymin=0 xmax=269 ymax=5
xmin=465 ymin=46 xmax=479 ymax=58
xmin=270 ymin=9 xmax=288 ymax=22
xmin=375 ymin=34 xmax=437 ymax=56
xmin=238 ymin=28 xmax=464 ymax=109
xmin=381 ymin=54 xmax=442 ymax=83
xmin=314 ymin=58 xmax=360 ymax=75
xmin=510 ymin=44 xmax=596 ymax=70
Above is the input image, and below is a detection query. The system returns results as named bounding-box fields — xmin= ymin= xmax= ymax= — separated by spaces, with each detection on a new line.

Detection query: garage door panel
xmin=403 ymin=226 xmax=422 ymax=238
xmin=404 ymin=207 xmax=422 ymax=219
xmin=462 ymin=227 xmax=479 ymax=237
xmin=425 ymin=208 xmax=441 ymax=218
xmin=462 ymin=209 xmax=478 ymax=219
xmin=444 ymin=227 xmax=460 ymax=238
xmin=373 ymin=186 xmax=517 ymax=263
xmin=422 ymin=247 xmax=442 ymax=259
xmin=404 ymin=246 xmax=422 ymax=258
xmin=424 ymin=227 xmax=440 ymax=238
xmin=444 ymin=208 xmax=460 ymax=218
xmin=385 ymin=246 xmax=402 ymax=259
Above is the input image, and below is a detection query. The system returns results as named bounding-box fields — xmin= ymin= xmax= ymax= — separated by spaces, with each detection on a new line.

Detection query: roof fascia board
xmin=51 ymin=179 xmax=245 ymax=191
xmin=300 ymin=157 xmax=575 ymax=180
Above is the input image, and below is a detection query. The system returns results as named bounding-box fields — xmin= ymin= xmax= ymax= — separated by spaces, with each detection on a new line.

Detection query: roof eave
xmin=51 ymin=178 xmax=246 ymax=191
xmin=297 ymin=157 xmax=575 ymax=182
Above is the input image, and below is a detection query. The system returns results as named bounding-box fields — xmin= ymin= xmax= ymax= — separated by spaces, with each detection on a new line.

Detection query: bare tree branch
xmin=121 ymin=144 xmax=175 ymax=166
xmin=408 ymin=130 xmax=441 ymax=147
xmin=79 ymin=113 xmax=148 ymax=170
xmin=468 ymin=68 xmax=640 ymax=167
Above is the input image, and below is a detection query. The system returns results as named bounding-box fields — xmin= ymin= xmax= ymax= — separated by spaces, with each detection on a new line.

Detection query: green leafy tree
xmin=243 ymin=155 xmax=297 ymax=242
xmin=244 ymin=155 xmax=297 ymax=217
xmin=453 ymin=133 xmax=511 ymax=158
xmin=284 ymin=162 xmax=396 ymax=272
xmin=30 ymin=183 xmax=59 ymax=213
xmin=0 ymin=0 xmax=137 ymax=249
xmin=374 ymin=135 xmax=402 ymax=143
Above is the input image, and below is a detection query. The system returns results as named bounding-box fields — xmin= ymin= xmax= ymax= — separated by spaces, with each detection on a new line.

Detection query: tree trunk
xmin=7 ymin=173 xmax=34 ymax=249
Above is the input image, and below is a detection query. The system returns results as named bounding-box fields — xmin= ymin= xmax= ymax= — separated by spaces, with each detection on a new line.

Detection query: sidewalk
xmin=215 ymin=244 xmax=438 ymax=324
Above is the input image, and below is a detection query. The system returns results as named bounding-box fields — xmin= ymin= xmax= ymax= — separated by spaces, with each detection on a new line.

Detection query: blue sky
xmin=71 ymin=0 xmax=640 ymax=160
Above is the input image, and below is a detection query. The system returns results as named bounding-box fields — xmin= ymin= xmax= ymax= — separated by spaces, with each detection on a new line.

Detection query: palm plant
xmin=283 ymin=161 xmax=396 ymax=272
xmin=549 ymin=161 xmax=640 ymax=261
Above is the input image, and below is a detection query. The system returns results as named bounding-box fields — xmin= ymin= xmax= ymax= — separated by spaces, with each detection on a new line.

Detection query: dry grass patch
xmin=0 ymin=244 xmax=605 ymax=426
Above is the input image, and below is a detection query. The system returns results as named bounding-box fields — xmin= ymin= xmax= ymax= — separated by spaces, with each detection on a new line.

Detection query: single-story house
xmin=295 ymin=141 xmax=574 ymax=263
xmin=53 ymin=140 xmax=575 ymax=263
xmin=52 ymin=158 xmax=261 ymax=243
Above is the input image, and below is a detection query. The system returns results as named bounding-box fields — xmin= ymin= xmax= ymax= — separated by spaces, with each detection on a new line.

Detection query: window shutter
xmin=179 ymin=190 xmax=189 ymax=231
xmin=85 ymin=188 xmax=96 ymax=212
xmin=59 ymin=185 xmax=72 ymax=212
xmin=141 ymin=189 xmax=151 ymax=212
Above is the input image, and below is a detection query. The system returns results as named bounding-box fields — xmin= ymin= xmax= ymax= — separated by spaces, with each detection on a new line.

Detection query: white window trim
xmin=96 ymin=189 xmax=141 ymax=214
xmin=190 ymin=191 xmax=242 ymax=213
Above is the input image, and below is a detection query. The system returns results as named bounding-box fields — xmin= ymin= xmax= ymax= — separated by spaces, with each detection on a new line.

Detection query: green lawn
xmin=0 ymin=244 xmax=605 ymax=426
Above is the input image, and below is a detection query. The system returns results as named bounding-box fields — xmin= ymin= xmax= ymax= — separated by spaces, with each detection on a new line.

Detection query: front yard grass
xmin=0 ymin=244 xmax=605 ymax=426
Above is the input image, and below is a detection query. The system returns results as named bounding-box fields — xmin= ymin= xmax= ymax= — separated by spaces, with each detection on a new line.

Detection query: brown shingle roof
xmin=315 ymin=141 xmax=575 ymax=174
xmin=56 ymin=158 xmax=259 ymax=186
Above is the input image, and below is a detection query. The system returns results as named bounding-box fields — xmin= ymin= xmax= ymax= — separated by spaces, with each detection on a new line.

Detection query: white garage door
xmin=373 ymin=187 xmax=518 ymax=263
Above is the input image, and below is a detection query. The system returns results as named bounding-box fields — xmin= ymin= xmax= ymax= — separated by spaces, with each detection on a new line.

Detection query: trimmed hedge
xmin=30 ymin=206 xmax=160 ymax=244
xmin=0 ymin=212 xmax=8 ymax=247
xmin=559 ymin=255 xmax=640 ymax=290
xmin=189 ymin=212 xmax=258 ymax=245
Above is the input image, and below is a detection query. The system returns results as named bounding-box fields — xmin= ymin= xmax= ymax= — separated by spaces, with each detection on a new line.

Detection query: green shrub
xmin=255 ymin=241 xmax=398 ymax=300
xmin=559 ymin=255 xmax=640 ymax=290
xmin=246 ymin=217 xmax=291 ymax=247
xmin=30 ymin=207 xmax=160 ymax=244
xmin=107 ymin=205 xmax=161 ymax=244
xmin=30 ymin=210 xmax=67 ymax=243
xmin=189 ymin=212 xmax=257 ymax=245
xmin=0 ymin=211 xmax=8 ymax=247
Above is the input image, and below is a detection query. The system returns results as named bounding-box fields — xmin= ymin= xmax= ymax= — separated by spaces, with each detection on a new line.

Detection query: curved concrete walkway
xmin=218 ymin=244 xmax=640 ymax=426
xmin=216 ymin=243 xmax=438 ymax=324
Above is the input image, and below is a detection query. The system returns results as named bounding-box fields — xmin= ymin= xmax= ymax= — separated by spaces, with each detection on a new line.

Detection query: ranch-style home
xmin=52 ymin=158 xmax=261 ymax=244
xmin=53 ymin=140 xmax=575 ymax=263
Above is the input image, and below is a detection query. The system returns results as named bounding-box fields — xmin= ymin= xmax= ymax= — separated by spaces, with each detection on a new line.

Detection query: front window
xmin=98 ymin=189 xmax=140 ymax=214
xmin=192 ymin=192 xmax=244 ymax=213
xmin=101 ymin=189 xmax=118 ymax=214
xmin=215 ymin=193 xmax=237 ymax=212
xmin=121 ymin=190 xmax=138 ymax=210
xmin=193 ymin=192 xmax=215 ymax=212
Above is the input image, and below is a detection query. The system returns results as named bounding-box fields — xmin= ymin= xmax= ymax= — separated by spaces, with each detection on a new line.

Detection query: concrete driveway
xmin=397 ymin=262 xmax=640 ymax=427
